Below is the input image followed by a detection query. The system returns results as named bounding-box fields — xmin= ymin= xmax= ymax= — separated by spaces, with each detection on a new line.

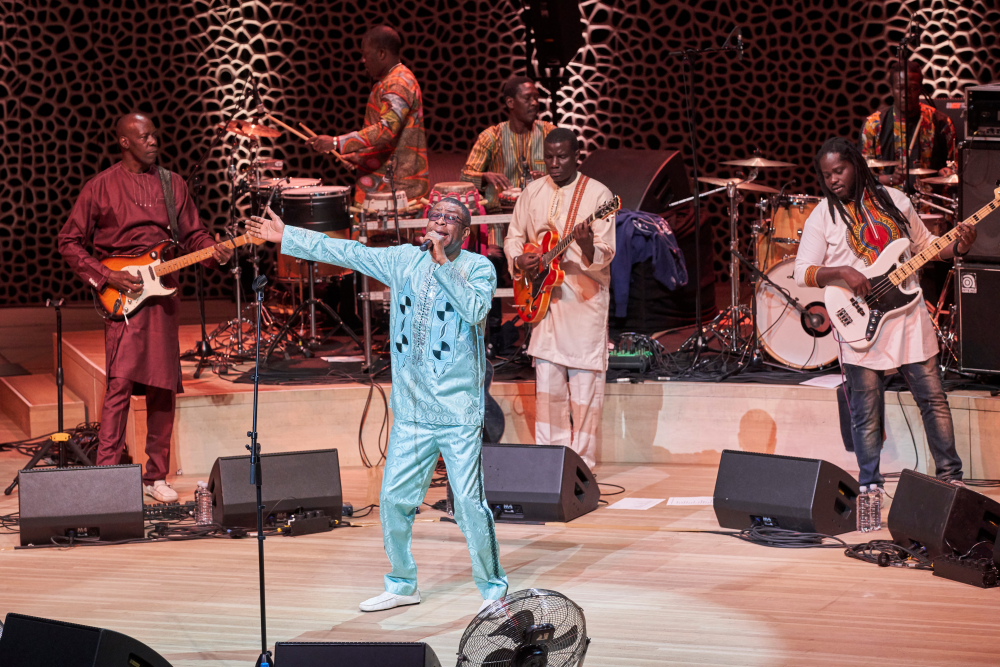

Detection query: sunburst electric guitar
xmin=514 ymin=196 xmax=621 ymax=324
xmin=94 ymin=233 xmax=265 ymax=320
xmin=826 ymin=187 xmax=1000 ymax=350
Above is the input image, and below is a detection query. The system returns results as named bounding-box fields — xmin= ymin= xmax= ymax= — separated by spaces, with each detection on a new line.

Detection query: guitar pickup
xmin=849 ymin=297 xmax=867 ymax=316
xmin=836 ymin=308 xmax=853 ymax=326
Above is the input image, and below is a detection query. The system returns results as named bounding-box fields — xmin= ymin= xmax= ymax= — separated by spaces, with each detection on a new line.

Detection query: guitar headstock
xmin=597 ymin=195 xmax=623 ymax=219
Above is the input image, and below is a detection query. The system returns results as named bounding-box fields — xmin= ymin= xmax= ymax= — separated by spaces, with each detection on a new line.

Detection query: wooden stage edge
xmin=60 ymin=325 xmax=1000 ymax=481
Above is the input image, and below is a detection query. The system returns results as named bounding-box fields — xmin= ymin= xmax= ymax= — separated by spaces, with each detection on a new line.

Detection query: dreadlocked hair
xmin=814 ymin=137 xmax=910 ymax=239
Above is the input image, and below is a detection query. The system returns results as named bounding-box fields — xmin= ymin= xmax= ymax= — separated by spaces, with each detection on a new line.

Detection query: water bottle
xmin=195 ymin=481 xmax=213 ymax=525
xmin=868 ymin=486 xmax=883 ymax=531
xmin=856 ymin=485 xmax=870 ymax=532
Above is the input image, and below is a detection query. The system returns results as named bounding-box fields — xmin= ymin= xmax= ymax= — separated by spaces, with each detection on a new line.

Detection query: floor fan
xmin=456 ymin=589 xmax=589 ymax=667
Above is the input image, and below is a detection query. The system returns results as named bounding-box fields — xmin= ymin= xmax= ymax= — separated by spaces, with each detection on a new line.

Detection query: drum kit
xmin=693 ymin=153 xmax=964 ymax=372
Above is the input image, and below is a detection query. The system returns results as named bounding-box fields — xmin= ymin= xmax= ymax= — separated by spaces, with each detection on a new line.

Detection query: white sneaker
xmin=359 ymin=590 xmax=421 ymax=612
xmin=144 ymin=480 xmax=179 ymax=503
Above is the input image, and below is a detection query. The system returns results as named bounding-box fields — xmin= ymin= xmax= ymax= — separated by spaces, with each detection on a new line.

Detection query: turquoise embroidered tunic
xmin=281 ymin=226 xmax=496 ymax=426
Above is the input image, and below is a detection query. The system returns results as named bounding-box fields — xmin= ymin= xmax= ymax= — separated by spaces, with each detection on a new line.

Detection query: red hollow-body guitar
xmin=93 ymin=233 xmax=265 ymax=320
xmin=513 ymin=196 xmax=621 ymax=324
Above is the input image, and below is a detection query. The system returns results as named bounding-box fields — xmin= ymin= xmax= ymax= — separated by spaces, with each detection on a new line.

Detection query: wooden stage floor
xmin=1 ymin=440 xmax=999 ymax=666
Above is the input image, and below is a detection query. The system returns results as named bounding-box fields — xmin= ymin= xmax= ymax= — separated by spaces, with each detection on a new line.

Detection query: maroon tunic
xmin=58 ymin=162 xmax=218 ymax=392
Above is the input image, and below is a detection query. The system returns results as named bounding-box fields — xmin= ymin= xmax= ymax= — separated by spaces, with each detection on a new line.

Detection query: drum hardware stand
xmin=667 ymin=30 xmax=744 ymax=368
xmin=708 ymin=181 xmax=755 ymax=352
xmin=5 ymin=300 xmax=94 ymax=496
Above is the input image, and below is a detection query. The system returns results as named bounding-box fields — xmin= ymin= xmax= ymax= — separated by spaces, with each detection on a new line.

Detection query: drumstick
xmin=298 ymin=122 xmax=318 ymax=138
xmin=267 ymin=113 xmax=354 ymax=170
xmin=264 ymin=113 xmax=311 ymax=141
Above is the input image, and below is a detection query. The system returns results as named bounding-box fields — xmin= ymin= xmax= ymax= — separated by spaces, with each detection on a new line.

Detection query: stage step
xmin=0 ymin=374 xmax=86 ymax=438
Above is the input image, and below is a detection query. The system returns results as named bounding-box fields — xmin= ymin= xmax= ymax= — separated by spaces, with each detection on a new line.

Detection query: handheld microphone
xmin=252 ymin=275 xmax=268 ymax=292
xmin=420 ymin=231 xmax=442 ymax=252
xmin=251 ymin=77 xmax=267 ymax=116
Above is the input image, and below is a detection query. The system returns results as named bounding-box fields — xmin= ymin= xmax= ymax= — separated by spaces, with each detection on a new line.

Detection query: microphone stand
xmin=247 ymin=275 xmax=273 ymax=667
xmin=668 ymin=27 xmax=744 ymax=370
xmin=385 ymin=154 xmax=402 ymax=246
xmin=895 ymin=18 xmax=921 ymax=195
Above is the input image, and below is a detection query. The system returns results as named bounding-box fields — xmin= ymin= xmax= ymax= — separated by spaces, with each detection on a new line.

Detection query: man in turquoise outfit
xmin=247 ymin=199 xmax=508 ymax=613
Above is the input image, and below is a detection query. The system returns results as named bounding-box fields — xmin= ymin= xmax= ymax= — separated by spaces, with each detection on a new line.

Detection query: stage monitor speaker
xmin=0 ymin=613 xmax=172 ymax=667
xmin=579 ymin=149 xmax=690 ymax=214
xmin=956 ymin=262 xmax=1000 ymax=374
xmin=481 ymin=443 xmax=599 ymax=522
xmin=208 ymin=449 xmax=342 ymax=528
xmin=275 ymin=642 xmax=441 ymax=666
xmin=959 ymin=141 xmax=1000 ymax=261
xmin=712 ymin=450 xmax=860 ymax=535
xmin=17 ymin=464 xmax=144 ymax=546
xmin=521 ymin=0 xmax=585 ymax=69
xmin=887 ymin=469 xmax=1000 ymax=558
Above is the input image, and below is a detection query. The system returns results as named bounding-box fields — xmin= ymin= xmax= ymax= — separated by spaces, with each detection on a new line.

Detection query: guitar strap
xmin=561 ymin=175 xmax=591 ymax=237
xmin=157 ymin=166 xmax=181 ymax=244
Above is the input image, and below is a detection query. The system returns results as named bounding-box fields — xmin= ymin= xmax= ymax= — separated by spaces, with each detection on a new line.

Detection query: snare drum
xmin=754 ymin=258 xmax=838 ymax=370
xmin=249 ymin=177 xmax=322 ymax=216
xmin=757 ymin=194 xmax=821 ymax=273
xmin=277 ymin=229 xmax=352 ymax=282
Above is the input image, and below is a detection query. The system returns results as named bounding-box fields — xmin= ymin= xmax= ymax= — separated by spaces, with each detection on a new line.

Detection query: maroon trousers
xmin=97 ymin=377 xmax=175 ymax=484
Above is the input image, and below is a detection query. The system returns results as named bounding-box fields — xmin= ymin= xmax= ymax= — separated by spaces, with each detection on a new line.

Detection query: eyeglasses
xmin=428 ymin=211 xmax=465 ymax=225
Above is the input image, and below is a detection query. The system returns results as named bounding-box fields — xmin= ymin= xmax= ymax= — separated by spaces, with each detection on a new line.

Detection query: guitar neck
xmin=890 ymin=197 xmax=1000 ymax=285
xmin=154 ymin=234 xmax=251 ymax=277
xmin=542 ymin=211 xmax=600 ymax=266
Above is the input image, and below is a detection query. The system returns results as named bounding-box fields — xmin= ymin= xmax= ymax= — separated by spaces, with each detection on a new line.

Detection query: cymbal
xmin=919 ymin=173 xmax=960 ymax=185
xmin=907 ymin=167 xmax=938 ymax=176
xmin=223 ymin=119 xmax=282 ymax=139
xmin=866 ymin=158 xmax=901 ymax=169
xmin=721 ymin=156 xmax=797 ymax=168
xmin=698 ymin=176 xmax=780 ymax=194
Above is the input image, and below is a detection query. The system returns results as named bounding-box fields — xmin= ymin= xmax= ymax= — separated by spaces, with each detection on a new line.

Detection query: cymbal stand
xmin=708 ymin=181 xmax=753 ymax=351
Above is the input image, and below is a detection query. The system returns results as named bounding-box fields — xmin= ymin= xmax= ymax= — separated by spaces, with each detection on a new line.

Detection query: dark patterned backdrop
xmin=1 ymin=0 xmax=998 ymax=305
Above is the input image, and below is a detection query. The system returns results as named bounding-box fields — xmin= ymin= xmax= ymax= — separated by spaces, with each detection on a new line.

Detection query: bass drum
xmin=755 ymin=259 xmax=839 ymax=370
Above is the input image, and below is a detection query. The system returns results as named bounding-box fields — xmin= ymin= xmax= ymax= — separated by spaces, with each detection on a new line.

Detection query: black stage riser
xmin=274 ymin=641 xmax=441 ymax=667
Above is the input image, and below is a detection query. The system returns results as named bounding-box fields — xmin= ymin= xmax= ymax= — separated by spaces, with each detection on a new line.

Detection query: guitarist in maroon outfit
xmin=58 ymin=113 xmax=232 ymax=502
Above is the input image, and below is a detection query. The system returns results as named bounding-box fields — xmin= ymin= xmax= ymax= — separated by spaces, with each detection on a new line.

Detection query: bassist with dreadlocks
xmin=793 ymin=137 xmax=975 ymax=493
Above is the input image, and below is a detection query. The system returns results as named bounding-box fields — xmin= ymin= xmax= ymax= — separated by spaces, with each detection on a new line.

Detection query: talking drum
xmin=499 ymin=187 xmax=522 ymax=213
xmin=754 ymin=258 xmax=838 ymax=370
xmin=757 ymin=194 xmax=821 ymax=273
xmin=277 ymin=185 xmax=353 ymax=281
xmin=427 ymin=181 xmax=487 ymax=216
xmin=364 ymin=190 xmax=410 ymax=214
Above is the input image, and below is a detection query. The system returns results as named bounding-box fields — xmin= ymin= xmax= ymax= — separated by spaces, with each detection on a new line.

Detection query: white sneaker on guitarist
xmin=144 ymin=480 xmax=178 ymax=503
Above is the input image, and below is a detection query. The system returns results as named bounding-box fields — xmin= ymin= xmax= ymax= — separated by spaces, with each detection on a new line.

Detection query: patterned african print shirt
xmin=461 ymin=120 xmax=556 ymax=212
xmin=793 ymin=187 xmax=940 ymax=370
xmin=281 ymin=226 xmax=496 ymax=425
xmin=860 ymin=102 xmax=956 ymax=172
xmin=337 ymin=63 xmax=429 ymax=205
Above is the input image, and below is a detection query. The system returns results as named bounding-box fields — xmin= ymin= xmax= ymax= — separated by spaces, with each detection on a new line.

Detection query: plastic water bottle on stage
xmin=868 ymin=486 xmax=882 ymax=531
xmin=856 ymin=485 xmax=871 ymax=532
xmin=195 ymin=481 xmax=213 ymax=525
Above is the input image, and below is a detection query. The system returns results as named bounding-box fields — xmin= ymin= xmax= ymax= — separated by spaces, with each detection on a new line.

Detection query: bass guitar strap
xmin=157 ymin=166 xmax=181 ymax=244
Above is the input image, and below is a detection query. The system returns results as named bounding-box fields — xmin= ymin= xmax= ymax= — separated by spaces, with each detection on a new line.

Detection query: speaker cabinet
xmin=480 ymin=443 xmax=599 ymax=523
xmin=956 ymin=262 xmax=1000 ymax=374
xmin=960 ymin=141 xmax=1000 ymax=261
xmin=208 ymin=449 xmax=342 ymax=527
xmin=275 ymin=642 xmax=441 ymax=667
xmin=713 ymin=450 xmax=860 ymax=535
xmin=17 ymin=464 xmax=144 ymax=546
xmin=579 ymin=149 xmax=690 ymax=214
xmin=0 ymin=613 xmax=172 ymax=667
xmin=888 ymin=469 xmax=1000 ymax=558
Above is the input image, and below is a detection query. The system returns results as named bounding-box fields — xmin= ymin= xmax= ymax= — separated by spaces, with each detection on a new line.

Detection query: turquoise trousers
xmin=381 ymin=419 xmax=509 ymax=600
